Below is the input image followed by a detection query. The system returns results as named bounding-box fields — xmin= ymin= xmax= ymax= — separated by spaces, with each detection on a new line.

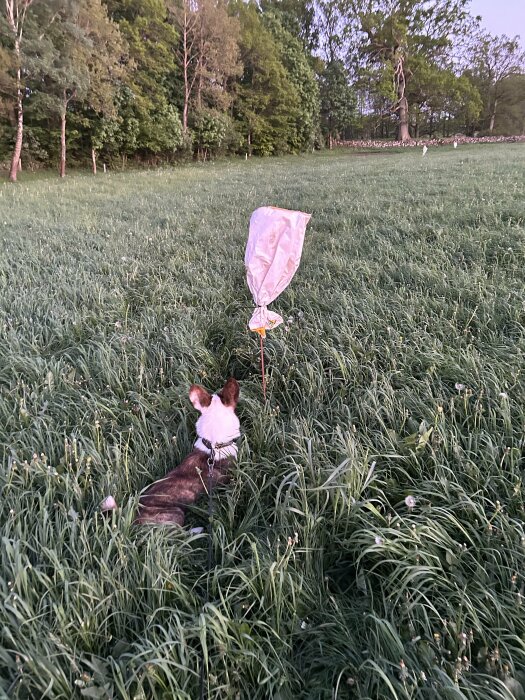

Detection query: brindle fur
xmin=135 ymin=377 xmax=240 ymax=526
xmin=135 ymin=449 xmax=234 ymax=526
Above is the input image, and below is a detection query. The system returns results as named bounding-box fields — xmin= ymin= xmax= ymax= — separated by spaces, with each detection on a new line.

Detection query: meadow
xmin=0 ymin=143 xmax=524 ymax=699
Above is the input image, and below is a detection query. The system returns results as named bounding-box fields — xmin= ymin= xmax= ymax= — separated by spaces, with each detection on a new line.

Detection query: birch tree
xmin=170 ymin=0 xmax=241 ymax=132
xmin=2 ymin=0 xmax=35 ymax=181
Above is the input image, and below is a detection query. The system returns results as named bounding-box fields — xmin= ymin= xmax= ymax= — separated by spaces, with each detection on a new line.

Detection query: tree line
xmin=1 ymin=0 xmax=524 ymax=181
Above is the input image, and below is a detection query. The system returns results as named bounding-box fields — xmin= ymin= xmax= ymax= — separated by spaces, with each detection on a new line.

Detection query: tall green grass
xmin=1 ymin=144 xmax=524 ymax=699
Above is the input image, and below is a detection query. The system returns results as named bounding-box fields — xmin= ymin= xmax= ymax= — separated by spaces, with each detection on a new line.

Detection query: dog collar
xmin=200 ymin=437 xmax=239 ymax=451
xmin=194 ymin=436 xmax=239 ymax=459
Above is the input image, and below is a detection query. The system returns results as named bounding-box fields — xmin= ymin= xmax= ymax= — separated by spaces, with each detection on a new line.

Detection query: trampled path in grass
xmin=0 ymin=144 xmax=524 ymax=698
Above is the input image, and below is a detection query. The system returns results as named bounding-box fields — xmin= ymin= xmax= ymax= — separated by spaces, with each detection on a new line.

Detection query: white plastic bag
xmin=245 ymin=206 xmax=311 ymax=336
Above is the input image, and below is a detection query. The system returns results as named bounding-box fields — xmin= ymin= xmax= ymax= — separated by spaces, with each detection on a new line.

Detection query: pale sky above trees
xmin=469 ymin=0 xmax=525 ymax=39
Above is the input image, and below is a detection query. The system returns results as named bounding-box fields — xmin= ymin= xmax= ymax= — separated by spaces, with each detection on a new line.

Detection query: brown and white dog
xmin=135 ymin=378 xmax=240 ymax=526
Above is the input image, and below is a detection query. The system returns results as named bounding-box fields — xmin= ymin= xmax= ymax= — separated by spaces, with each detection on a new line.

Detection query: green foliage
xmin=234 ymin=2 xmax=301 ymax=155
xmin=493 ymin=74 xmax=525 ymax=135
xmin=263 ymin=12 xmax=320 ymax=151
xmin=405 ymin=58 xmax=482 ymax=136
xmin=465 ymin=32 xmax=525 ymax=133
xmin=1 ymin=0 xmax=523 ymax=168
xmin=1 ymin=145 xmax=525 ymax=697
xmin=192 ymin=108 xmax=229 ymax=157
xmin=104 ymin=0 xmax=183 ymax=156
xmin=319 ymin=59 xmax=356 ymax=143
xmin=259 ymin=0 xmax=318 ymax=53
xmin=0 ymin=3 xmax=59 ymax=115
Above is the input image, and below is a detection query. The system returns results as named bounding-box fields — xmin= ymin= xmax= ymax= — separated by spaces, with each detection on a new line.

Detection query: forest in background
xmin=1 ymin=0 xmax=524 ymax=180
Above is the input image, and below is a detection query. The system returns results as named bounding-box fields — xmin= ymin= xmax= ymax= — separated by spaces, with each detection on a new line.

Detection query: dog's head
xmin=189 ymin=378 xmax=240 ymax=446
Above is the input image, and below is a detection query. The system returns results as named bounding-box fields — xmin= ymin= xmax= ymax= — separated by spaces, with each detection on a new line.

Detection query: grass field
xmin=1 ymin=144 xmax=525 ymax=699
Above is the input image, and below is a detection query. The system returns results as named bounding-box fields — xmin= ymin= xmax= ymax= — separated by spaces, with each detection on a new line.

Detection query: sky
xmin=468 ymin=0 xmax=525 ymax=39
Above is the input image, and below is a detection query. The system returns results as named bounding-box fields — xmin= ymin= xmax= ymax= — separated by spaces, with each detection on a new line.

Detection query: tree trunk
xmin=183 ymin=70 xmax=189 ymax=131
xmin=196 ymin=15 xmax=204 ymax=110
xmin=395 ymin=55 xmax=410 ymax=142
xmin=8 ymin=61 xmax=23 ymax=182
xmin=397 ymin=95 xmax=410 ymax=141
xmin=182 ymin=8 xmax=189 ymax=131
xmin=58 ymin=89 xmax=75 ymax=177
xmin=489 ymin=98 xmax=498 ymax=133
xmin=91 ymin=148 xmax=97 ymax=175
xmin=59 ymin=107 xmax=67 ymax=178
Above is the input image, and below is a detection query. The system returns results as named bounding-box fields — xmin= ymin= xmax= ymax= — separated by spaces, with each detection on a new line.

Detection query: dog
xmin=135 ymin=377 xmax=240 ymax=526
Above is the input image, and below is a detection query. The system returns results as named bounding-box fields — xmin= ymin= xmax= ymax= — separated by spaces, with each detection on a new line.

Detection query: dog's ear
xmin=189 ymin=385 xmax=212 ymax=412
xmin=218 ymin=377 xmax=239 ymax=409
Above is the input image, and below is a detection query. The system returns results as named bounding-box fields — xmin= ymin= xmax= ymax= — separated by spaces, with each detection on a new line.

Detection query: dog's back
xmin=135 ymin=378 xmax=240 ymax=526
xmin=135 ymin=449 xmax=233 ymax=525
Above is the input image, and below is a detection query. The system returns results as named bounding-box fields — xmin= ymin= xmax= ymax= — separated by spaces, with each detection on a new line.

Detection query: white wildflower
xmin=100 ymin=495 xmax=117 ymax=512
xmin=405 ymin=495 xmax=416 ymax=509
xmin=455 ymin=383 xmax=466 ymax=392
xmin=375 ymin=535 xmax=383 ymax=545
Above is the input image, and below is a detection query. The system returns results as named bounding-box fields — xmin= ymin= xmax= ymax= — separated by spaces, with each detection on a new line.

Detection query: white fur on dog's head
xmin=190 ymin=378 xmax=240 ymax=448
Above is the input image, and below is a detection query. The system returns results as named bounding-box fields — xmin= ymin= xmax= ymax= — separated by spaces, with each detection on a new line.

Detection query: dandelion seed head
xmin=405 ymin=495 xmax=416 ymax=509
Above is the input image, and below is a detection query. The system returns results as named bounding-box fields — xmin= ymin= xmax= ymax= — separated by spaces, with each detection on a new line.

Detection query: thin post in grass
xmin=259 ymin=333 xmax=267 ymax=400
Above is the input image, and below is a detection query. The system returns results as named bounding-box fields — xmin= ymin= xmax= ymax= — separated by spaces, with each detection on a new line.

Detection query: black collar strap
xmin=201 ymin=437 xmax=239 ymax=451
